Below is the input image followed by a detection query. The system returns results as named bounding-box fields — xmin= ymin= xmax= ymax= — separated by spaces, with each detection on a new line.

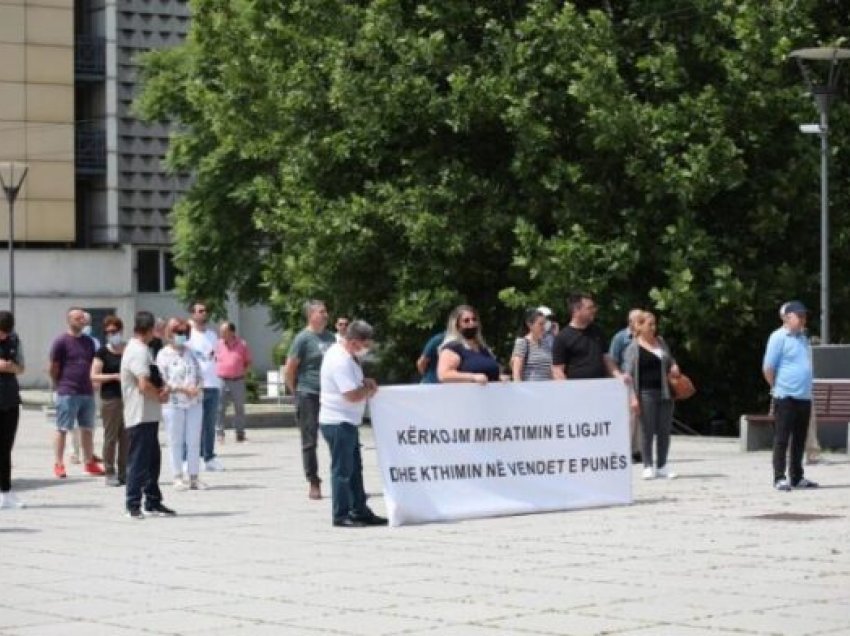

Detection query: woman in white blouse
xmin=156 ymin=317 xmax=205 ymax=490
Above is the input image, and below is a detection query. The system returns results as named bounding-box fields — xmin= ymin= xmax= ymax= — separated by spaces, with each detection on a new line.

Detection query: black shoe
xmin=144 ymin=502 xmax=177 ymax=517
xmin=126 ymin=508 xmax=144 ymax=520
xmin=333 ymin=518 xmax=367 ymax=528
xmin=236 ymin=431 xmax=246 ymax=442
xmin=361 ymin=515 xmax=388 ymax=526
xmin=632 ymin=452 xmax=642 ymax=463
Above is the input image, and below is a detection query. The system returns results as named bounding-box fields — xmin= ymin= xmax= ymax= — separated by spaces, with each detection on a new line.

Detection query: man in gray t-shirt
xmin=120 ymin=311 xmax=175 ymax=519
xmin=283 ymin=300 xmax=336 ymax=500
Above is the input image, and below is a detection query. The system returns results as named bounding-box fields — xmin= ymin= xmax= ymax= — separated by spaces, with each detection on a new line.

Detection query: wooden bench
xmin=740 ymin=380 xmax=850 ymax=453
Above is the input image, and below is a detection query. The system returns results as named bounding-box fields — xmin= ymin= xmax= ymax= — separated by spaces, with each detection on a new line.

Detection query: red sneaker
xmin=54 ymin=463 xmax=67 ymax=479
xmin=84 ymin=461 xmax=105 ymax=476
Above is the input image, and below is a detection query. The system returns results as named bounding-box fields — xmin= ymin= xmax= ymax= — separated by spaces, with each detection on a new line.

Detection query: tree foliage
xmin=136 ymin=0 xmax=850 ymax=428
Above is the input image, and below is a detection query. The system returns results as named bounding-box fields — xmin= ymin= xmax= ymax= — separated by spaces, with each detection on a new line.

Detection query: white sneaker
xmin=189 ymin=476 xmax=208 ymax=490
xmin=0 ymin=492 xmax=25 ymax=509
xmin=642 ymin=467 xmax=656 ymax=480
xmin=205 ymin=458 xmax=225 ymax=472
xmin=656 ymin=466 xmax=677 ymax=479
xmin=173 ymin=478 xmax=187 ymax=491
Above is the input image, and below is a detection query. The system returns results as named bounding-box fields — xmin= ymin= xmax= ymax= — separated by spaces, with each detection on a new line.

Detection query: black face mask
xmin=460 ymin=326 xmax=479 ymax=339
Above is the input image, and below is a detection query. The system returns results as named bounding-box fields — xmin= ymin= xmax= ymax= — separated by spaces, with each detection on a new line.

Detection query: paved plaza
xmin=1 ymin=406 xmax=849 ymax=636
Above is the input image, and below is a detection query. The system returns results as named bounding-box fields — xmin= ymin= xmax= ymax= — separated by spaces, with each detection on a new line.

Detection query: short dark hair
xmin=523 ymin=308 xmax=545 ymax=332
xmin=222 ymin=321 xmax=236 ymax=333
xmin=567 ymin=292 xmax=594 ymax=317
xmin=303 ymin=299 xmax=325 ymax=319
xmin=134 ymin=310 xmax=156 ymax=334
xmin=189 ymin=300 xmax=207 ymax=313
xmin=102 ymin=315 xmax=123 ymax=331
xmin=0 ymin=310 xmax=14 ymax=333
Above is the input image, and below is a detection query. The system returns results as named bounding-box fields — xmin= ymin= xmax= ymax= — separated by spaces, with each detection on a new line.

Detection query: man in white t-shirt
xmin=319 ymin=320 xmax=386 ymax=528
xmin=188 ymin=301 xmax=224 ymax=471
xmin=121 ymin=310 xmax=175 ymax=519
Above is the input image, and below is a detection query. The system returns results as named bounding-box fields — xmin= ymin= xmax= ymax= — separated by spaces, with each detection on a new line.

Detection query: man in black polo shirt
xmin=552 ymin=292 xmax=625 ymax=381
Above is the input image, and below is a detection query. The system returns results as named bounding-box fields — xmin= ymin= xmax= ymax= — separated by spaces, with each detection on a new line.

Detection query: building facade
xmin=1 ymin=0 xmax=280 ymax=387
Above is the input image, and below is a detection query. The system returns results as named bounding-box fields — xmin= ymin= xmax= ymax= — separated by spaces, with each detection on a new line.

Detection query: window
xmin=136 ymin=248 xmax=178 ymax=293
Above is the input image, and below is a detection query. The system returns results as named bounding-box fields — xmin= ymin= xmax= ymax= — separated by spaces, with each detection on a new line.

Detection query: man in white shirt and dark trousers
xmin=319 ymin=320 xmax=387 ymax=528
xmin=121 ymin=311 xmax=175 ymax=519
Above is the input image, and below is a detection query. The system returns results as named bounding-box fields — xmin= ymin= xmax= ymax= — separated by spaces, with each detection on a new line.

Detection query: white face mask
xmin=82 ymin=325 xmax=93 ymax=337
xmin=173 ymin=334 xmax=188 ymax=347
xmin=107 ymin=333 xmax=123 ymax=347
xmin=544 ymin=320 xmax=552 ymax=333
xmin=354 ymin=347 xmax=370 ymax=360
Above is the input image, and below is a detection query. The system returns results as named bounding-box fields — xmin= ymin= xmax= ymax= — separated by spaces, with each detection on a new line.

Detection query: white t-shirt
xmin=120 ymin=337 xmax=162 ymax=428
xmin=319 ymin=343 xmax=366 ymax=425
xmin=187 ymin=325 xmax=222 ymax=390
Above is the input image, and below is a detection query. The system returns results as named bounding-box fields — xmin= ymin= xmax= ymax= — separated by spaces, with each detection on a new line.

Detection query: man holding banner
xmin=319 ymin=320 xmax=387 ymax=528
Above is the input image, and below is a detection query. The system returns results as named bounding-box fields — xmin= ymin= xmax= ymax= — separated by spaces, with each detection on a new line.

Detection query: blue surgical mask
xmin=173 ymin=334 xmax=188 ymax=346
xmin=82 ymin=325 xmax=92 ymax=336
xmin=107 ymin=333 xmax=123 ymax=347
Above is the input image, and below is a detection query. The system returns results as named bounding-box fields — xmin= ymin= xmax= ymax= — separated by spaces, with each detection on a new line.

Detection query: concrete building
xmin=0 ymin=0 xmax=280 ymax=387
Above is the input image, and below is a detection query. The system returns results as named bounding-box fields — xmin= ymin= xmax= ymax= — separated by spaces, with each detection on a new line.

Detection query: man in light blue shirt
xmin=762 ymin=301 xmax=817 ymax=491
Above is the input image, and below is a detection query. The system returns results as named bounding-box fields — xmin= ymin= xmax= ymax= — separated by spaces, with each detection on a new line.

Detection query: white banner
xmin=370 ymin=379 xmax=632 ymax=527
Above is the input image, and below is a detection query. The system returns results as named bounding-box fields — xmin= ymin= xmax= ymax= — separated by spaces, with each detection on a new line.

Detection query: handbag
xmin=668 ymin=371 xmax=696 ymax=401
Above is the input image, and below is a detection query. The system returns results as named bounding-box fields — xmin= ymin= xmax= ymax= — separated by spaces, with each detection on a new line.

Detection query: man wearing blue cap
xmin=762 ymin=301 xmax=818 ymax=491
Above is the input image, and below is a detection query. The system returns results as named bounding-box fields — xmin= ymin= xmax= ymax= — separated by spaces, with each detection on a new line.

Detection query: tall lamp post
xmin=0 ymin=162 xmax=29 ymax=315
xmin=789 ymin=47 xmax=850 ymax=344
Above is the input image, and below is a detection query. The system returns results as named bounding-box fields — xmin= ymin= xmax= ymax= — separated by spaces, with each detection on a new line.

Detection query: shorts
xmin=55 ymin=395 xmax=96 ymax=431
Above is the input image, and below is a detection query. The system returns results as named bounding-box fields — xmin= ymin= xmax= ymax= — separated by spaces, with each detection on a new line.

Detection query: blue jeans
xmin=55 ymin=394 xmax=96 ymax=431
xmin=125 ymin=421 xmax=162 ymax=512
xmin=320 ymin=423 xmax=372 ymax=523
xmin=199 ymin=388 xmax=220 ymax=462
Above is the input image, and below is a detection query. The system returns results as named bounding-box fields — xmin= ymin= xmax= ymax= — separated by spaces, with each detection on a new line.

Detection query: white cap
xmin=537 ymin=306 xmax=553 ymax=317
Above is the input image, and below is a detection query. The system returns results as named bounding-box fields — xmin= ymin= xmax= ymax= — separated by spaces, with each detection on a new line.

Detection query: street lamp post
xmin=790 ymin=47 xmax=850 ymax=345
xmin=0 ymin=162 xmax=29 ymax=315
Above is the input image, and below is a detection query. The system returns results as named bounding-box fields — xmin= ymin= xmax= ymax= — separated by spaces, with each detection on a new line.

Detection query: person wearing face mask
xmin=511 ymin=308 xmax=553 ymax=382
xmin=537 ymin=306 xmax=559 ymax=352
xmin=90 ymin=315 xmax=127 ymax=486
xmin=437 ymin=305 xmax=500 ymax=385
xmin=319 ymin=320 xmax=386 ymax=527
xmin=157 ymin=318 xmax=205 ymax=490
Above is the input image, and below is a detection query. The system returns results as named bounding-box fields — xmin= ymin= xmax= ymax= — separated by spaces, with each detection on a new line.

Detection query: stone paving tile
xmin=281 ymin=610 xmax=442 ymax=635
xmin=0 ymin=608 xmax=55 ymax=631
xmin=2 ymin=622 xmax=149 ymax=636
xmin=688 ymin=609 xmax=850 ymax=635
xmin=380 ymin=598 xmax=533 ymax=624
xmin=483 ymin=611 xmax=651 ymax=635
xmin=104 ymin=609 xmax=249 ymax=634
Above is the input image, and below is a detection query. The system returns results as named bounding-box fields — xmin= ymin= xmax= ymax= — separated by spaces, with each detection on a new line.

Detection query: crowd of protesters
xmin=0 ymin=291 xmax=819 ymax=521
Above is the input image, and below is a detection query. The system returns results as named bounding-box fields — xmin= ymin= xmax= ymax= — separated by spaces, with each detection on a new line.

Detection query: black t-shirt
xmin=637 ymin=345 xmax=663 ymax=391
xmin=95 ymin=346 xmax=123 ymax=400
xmin=551 ymin=324 xmax=608 ymax=379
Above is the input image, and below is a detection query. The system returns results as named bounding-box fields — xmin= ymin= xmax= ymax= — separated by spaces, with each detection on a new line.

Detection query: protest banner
xmin=369 ymin=378 xmax=631 ymax=526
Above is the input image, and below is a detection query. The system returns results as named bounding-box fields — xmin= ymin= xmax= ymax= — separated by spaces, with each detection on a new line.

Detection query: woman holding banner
xmin=622 ymin=311 xmax=681 ymax=480
xmin=511 ymin=308 xmax=553 ymax=382
xmin=437 ymin=305 xmax=500 ymax=384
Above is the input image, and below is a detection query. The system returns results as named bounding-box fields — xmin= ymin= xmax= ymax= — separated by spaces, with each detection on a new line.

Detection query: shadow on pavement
xmin=173 ymin=511 xmax=245 ymax=518
xmin=675 ymin=473 xmax=728 ymax=480
xmin=208 ymin=484 xmax=267 ymax=491
xmin=0 ymin=527 xmax=41 ymax=534
xmin=13 ymin=478 xmax=78 ymax=491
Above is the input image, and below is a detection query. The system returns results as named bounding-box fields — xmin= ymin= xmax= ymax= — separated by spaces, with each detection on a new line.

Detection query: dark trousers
xmin=320 ymin=423 xmax=371 ymax=522
xmin=101 ymin=397 xmax=127 ymax=479
xmin=773 ymin=397 xmax=811 ymax=484
xmin=296 ymin=392 xmax=321 ymax=483
xmin=126 ymin=421 xmax=163 ymax=511
xmin=0 ymin=406 xmax=20 ymax=492
xmin=639 ymin=390 xmax=674 ymax=469
xmin=199 ymin=388 xmax=220 ymax=462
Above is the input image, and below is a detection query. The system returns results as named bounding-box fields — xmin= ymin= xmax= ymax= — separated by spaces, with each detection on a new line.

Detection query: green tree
xmin=137 ymin=0 xmax=850 ymax=426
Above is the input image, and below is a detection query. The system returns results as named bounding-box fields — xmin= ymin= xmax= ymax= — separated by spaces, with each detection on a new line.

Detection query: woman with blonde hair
xmin=622 ymin=311 xmax=682 ymax=480
xmin=156 ymin=317 xmax=205 ymax=490
xmin=437 ymin=305 xmax=500 ymax=384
